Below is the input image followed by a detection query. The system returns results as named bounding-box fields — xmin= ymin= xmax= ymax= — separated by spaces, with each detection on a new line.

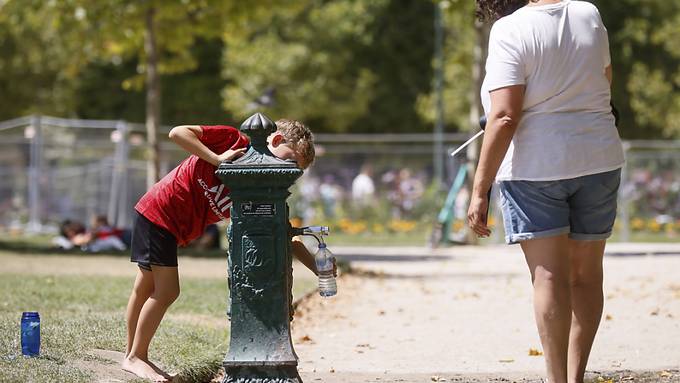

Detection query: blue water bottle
xmin=21 ymin=312 xmax=40 ymax=357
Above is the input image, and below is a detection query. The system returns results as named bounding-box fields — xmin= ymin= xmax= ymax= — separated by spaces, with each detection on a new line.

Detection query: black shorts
xmin=130 ymin=211 xmax=178 ymax=270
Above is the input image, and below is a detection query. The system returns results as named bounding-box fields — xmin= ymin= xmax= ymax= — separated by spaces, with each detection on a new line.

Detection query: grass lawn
xmin=0 ymin=250 xmax=317 ymax=383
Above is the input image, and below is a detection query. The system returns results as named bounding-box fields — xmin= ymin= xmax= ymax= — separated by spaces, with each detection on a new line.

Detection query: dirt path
xmin=292 ymin=243 xmax=680 ymax=382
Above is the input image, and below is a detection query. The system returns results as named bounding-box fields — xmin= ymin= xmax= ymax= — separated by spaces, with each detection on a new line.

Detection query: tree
xmin=2 ymin=0 xmax=237 ymax=187
xmin=221 ymin=0 xmax=435 ymax=134
xmin=594 ymin=0 xmax=680 ymax=138
xmin=417 ymin=0 xmax=478 ymax=133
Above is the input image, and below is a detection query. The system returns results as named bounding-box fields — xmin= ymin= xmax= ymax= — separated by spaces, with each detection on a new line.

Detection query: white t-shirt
xmin=481 ymin=0 xmax=624 ymax=181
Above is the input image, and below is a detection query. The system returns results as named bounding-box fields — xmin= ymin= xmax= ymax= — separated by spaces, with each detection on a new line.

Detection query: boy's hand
xmin=217 ymin=147 xmax=247 ymax=163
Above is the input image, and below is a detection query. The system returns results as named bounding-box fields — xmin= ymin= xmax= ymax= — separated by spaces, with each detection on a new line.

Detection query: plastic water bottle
xmin=315 ymin=243 xmax=337 ymax=297
xmin=21 ymin=312 xmax=40 ymax=357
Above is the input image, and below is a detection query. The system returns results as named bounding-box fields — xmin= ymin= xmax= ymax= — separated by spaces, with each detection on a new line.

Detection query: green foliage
xmin=74 ymin=39 xmax=229 ymax=124
xmin=0 ymin=0 xmax=235 ymax=124
xmin=594 ymin=0 xmax=680 ymax=138
xmin=0 ymin=0 xmax=678 ymax=138
xmin=222 ymin=0 xmax=436 ymax=133
xmin=417 ymin=0 xmax=478 ymax=132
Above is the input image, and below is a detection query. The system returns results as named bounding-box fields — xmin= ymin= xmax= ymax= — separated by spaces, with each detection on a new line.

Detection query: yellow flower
xmin=631 ymin=218 xmax=645 ymax=231
xmin=647 ymin=220 xmax=661 ymax=232
xmin=388 ymin=219 xmax=417 ymax=233
xmin=347 ymin=221 xmax=367 ymax=235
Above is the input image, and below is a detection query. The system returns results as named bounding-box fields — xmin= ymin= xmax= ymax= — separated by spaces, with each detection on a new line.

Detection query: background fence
xmin=0 ymin=115 xmax=678 ymax=243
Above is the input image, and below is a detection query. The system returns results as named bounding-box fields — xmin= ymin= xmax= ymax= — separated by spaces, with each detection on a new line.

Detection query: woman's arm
xmin=168 ymin=125 xmax=246 ymax=166
xmin=468 ymin=85 xmax=525 ymax=237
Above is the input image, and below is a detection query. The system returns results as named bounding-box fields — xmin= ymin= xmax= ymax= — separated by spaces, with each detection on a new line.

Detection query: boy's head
xmin=60 ymin=219 xmax=86 ymax=239
xmin=92 ymin=215 xmax=110 ymax=229
xmin=267 ymin=119 xmax=315 ymax=170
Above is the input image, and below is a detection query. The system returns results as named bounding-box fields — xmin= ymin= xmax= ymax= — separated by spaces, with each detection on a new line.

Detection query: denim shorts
xmin=498 ymin=168 xmax=621 ymax=244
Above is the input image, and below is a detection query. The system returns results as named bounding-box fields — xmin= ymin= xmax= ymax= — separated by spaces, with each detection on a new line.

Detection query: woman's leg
xmin=521 ymin=234 xmax=572 ymax=383
xmin=125 ymin=267 xmax=154 ymax=356
xmin=123 ymin=265 xmax=180 ymax=381
xmin=567 ymin=239 xmax=606 ymax=383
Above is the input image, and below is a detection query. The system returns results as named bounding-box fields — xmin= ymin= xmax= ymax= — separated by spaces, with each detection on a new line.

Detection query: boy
xmin=122 ymin=119 xmax=317 ymax=382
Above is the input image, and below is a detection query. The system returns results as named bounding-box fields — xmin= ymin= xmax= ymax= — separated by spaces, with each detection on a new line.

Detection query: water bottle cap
xmin=22 ymin=312 xmax=39 ymax=318
xmin=318 ymin=243 xmax=327 ymax=248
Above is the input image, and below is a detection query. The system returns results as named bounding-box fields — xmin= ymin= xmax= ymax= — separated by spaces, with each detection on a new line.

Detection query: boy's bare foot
xmin=147 ymin=359 xmax=175 ymax=379
xmin=122 ymin=355 xmax=172 ymax=382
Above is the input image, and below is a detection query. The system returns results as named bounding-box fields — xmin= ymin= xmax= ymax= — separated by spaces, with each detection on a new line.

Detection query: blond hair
xmin=276 ymin=119 xmax=315 ymax=168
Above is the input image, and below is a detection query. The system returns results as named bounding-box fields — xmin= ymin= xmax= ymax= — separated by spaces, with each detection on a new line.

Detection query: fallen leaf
xmin=528 ymin=348 xmax=543 ymax=356
xmin=298 ymin=335 xmax=313 ymax=343
xmin=499 ymin=358 xmax=515 ymax=363
xmin=660 ymin=370 xmax=672 ymax=377
xmin=605 ymin=314 xmax=613 ymax=321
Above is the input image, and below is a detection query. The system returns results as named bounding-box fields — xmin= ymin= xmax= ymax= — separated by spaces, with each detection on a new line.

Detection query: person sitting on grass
xmin=53 ymin=217 xmax=127 ymax=252
xmin=123 ymin=119 xmax=319 ymax=382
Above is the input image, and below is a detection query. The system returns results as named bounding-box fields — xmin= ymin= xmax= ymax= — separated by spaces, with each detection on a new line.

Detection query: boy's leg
xmin=567 ymin=239 xmax=605 ymax=383
xmin=125 ymin=266 xmax=154 ymax=356
xmin=521 ymin=234 xmax=572 ymax=383
xmin=124 ymin=265 xmax=179 ymax=381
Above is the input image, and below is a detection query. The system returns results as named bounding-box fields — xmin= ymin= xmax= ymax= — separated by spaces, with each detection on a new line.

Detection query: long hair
xmin=476 ymin=0 xmax=528 ymax=22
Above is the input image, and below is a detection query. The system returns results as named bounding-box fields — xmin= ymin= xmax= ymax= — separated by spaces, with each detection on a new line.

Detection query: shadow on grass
xmin=0 ymin=236 xmax=226 ymax=258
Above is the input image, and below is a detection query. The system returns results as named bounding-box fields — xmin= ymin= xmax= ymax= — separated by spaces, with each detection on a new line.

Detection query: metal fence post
xmin=619 ymin=142 xmax=631 ymax=242
xmin=109 ymin=120 xmax=131 ymax=228
xmin=27 ymin=115 xmax=43 ymax=232
xmin=433 ymin=1 xmax=445 ymax=186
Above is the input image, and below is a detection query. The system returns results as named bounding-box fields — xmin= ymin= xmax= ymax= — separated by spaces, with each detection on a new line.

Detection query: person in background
xmin=53 ymin=216 xmax=127 ymax=252
xmin=351 ymin=164 xmax=376 ymax=207
xmin=87 ymin=215 xmax=127 ymax=252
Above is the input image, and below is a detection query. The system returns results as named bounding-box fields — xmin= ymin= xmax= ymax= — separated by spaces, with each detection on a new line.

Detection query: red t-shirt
xmin=135 ymin=125 xmax=250 ymax=246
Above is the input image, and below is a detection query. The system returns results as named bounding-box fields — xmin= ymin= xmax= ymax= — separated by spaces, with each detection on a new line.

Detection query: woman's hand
xmin=217 ymin=147 xmax=247 ymax=163
xmin=468 ymin=194 xmax=491 ymax=238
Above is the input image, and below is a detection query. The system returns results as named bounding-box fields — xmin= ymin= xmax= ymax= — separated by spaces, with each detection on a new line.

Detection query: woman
xmin=468 ymin=1 xmax=624 ymax=382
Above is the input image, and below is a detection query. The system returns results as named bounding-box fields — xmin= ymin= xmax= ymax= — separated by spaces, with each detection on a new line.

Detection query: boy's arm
xmin=291 ymin=239 xmax=337 ymax=277
xmin=291 ymin=239 xmax=317 ymax=275
xmin=168 ymin=125 xmax=246 ymax=166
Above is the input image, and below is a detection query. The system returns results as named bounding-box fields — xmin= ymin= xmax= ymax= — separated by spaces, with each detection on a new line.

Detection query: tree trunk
xmin=145 ymin=6 xmax=161 ymax=190
xmin=465 ymin=19 xmax=490 ymax=244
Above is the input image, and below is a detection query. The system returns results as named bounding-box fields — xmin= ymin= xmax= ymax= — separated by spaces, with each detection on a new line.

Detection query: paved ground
xmin=291 ymin=243 xmax=680 ymax=382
